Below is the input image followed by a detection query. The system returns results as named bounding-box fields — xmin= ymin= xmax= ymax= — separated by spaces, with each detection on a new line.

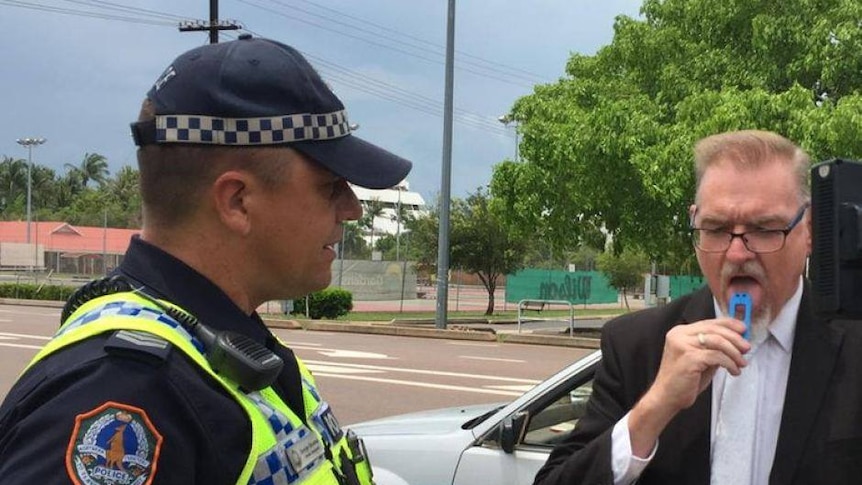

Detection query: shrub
xmin=0 ymin=283 xmax=77 ymax=301
xmin=292 ymin=288 xmax=353 ymax=319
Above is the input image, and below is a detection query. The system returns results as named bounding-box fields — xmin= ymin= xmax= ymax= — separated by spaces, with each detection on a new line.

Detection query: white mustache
xmin=721 ymin=260 xmax=766 ymax=281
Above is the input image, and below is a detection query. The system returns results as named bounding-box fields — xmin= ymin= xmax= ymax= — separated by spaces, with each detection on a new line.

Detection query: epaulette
xmin=104 ymin=330 xmax=173 ymax=362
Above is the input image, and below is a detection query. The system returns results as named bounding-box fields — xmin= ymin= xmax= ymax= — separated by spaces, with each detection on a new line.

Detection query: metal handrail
xmin=517 ymin=299 xmax=575 ymax=336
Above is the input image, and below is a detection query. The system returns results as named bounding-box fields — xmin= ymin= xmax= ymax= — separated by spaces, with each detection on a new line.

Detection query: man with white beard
xmin=533 ymin=130 xmax=862 ymax=485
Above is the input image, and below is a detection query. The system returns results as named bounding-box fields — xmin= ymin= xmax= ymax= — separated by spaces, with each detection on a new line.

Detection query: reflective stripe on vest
xmin=28 ymin=292 xmax=369 ymax=485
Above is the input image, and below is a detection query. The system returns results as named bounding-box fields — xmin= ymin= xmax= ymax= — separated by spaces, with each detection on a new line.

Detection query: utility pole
xmin=15 ymin=137 xmax=46 ymax=246
xmin=179 ymin=0 xmax=240 ymax=44
xmin=435 ymin=0 xmax=456 ymax=330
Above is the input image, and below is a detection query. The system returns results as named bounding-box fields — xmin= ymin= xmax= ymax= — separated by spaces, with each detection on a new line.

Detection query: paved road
xmin=0 ymin=304 xmax=592 ymax=424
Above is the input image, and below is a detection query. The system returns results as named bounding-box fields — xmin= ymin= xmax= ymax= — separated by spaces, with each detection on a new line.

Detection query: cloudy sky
xmin=2 ymin=0 xmax=642 ymax=202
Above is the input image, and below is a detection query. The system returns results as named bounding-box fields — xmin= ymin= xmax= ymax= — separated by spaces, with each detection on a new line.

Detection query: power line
xmin=236 ymin=0 xmax=538 ymax=88
xmin=3 ymin=1 xmax=515 ymax=137
xmin=293 ymin=0 xmax=548 ymax=83
xmin=276 ymin=0 xmax=545 ymax=84
xmin=239 ymin=27 xmax=507 ymax=136
xmin=0 ymin=0 xmax=177 ymax=25
xmin=311 ymin=58 xmax=507 ymax=135
xmin=59 ymin=0 xmax=187 ymax=22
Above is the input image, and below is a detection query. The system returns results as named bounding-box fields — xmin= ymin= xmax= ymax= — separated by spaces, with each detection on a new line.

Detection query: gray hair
xmin=693 ymin=130 xmax=810 ymax=203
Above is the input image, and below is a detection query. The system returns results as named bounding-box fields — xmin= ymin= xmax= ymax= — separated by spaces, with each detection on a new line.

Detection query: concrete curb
xmin=390 ymin=315 xmax=614 ymax=326
xmin=0 ymin=298 xmax=64 ymax=308
xmin=3 ymin=298 xmax=600 ymax=349
xmin=263 ymin=317 xmax=600 ymax=348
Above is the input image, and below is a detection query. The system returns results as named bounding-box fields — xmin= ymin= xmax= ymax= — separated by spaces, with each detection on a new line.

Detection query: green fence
xmin=505 ymin=269 xmax=618 ymax=305
xmin=506 ymin=269 xmax=707 ymax=305
xmin=669 ymin=275 xmax=706 ymax=297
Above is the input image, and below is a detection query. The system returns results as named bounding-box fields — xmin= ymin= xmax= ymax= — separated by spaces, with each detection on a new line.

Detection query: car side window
xmin=522 ymin=379 xmax=593 ymax=446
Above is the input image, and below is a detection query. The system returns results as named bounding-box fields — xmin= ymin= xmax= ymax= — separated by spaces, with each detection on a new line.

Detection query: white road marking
xmin=0 ymin=332 xmax=52 ymax=341
xmin=306 ymin=364 xmax=383 ymax=374
xmin=317 ymin=349 xmax=391 ymax=359
xmin=311 ymin=372 xmax=523 ymax=397
xmin=282 ymin=341 xmax=323 ymax=347
xmin=0 ymin=342 xmax=43 ymax=350
xmin=0 ymin=308 xmax=59 ymax=317
xmin=303 ymin=359 xmax=539 ymax=384
xmin=460 ymin=356 xmax=525 ymax=363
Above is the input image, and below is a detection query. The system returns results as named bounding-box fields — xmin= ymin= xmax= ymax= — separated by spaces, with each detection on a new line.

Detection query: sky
xmin=1 ymin=0 xmax=643 ymax=203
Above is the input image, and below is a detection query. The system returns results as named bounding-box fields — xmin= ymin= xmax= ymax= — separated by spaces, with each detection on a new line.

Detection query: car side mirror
xmin=499 ymin=411 xmax=528 ymax=454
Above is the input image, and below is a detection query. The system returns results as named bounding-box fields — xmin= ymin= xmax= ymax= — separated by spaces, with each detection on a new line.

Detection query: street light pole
xmin=395 ymin=182 xmax=403 ymax=262
xmin=15 ymin=137 xmax=46 ymax=245
xmin=498 ymin=115 xmax=519 ymax=162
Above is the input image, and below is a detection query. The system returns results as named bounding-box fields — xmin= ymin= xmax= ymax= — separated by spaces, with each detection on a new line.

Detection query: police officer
xmin=0 ymin=36 xmax=411 ymax=484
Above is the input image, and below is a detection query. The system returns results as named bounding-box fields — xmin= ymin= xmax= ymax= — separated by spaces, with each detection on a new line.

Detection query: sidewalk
xmin=259 ymin=288 xmax=650 ymax=349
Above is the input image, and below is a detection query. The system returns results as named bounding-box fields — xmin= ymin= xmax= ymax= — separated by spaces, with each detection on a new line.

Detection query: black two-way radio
xmin=61 ymin=276 xmax=283 ymax=392
xmin=810 ymin=159 xmax=862 ymax=320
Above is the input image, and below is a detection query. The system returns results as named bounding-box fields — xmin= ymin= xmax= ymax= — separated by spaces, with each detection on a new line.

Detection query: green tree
xmin=491 ymin=0 xmax=862 ymax=265
xmin=404 ymin=206 xmax=439 ymax=283
xmin=105 ymin=166 xmax=142 ymax=227
xmin=66 ymin=152 xmax=110 ymax=188
xmin=359 ymin=198 xmax=386 ymax=250
xmin=30 ymin=165 xmax=58 ymax=216
xmin=0 ymin=157 xmax=27 ymax=216
xmin=408 ymin=189 xmax=528 ymax=315
xmin=374 ymin=233 xmax=397 ymax=259
xmin=340 ymin=222 xmax=369 ymax=260
xmin=597 ymin=249 xmax=650 ymax=310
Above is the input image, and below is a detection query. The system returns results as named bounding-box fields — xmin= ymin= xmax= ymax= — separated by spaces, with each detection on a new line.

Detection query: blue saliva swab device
xmin=729 ymin=292 xmax=752 ymax=341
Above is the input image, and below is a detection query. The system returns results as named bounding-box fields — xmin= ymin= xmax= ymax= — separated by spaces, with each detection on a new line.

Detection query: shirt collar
xmin=713 ymin=276 xmax=803 ymax=353
xmin=116 ymin=235 xmax=273 ymax=344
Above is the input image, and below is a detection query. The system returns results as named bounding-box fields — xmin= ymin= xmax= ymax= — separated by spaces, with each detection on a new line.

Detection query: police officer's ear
xmin=212 ymin=170 xmax=255 ymax=236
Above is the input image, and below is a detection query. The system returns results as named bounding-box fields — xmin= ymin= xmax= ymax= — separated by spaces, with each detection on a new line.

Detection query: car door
xmin=451 ymin=352 xmax=599 ymax=485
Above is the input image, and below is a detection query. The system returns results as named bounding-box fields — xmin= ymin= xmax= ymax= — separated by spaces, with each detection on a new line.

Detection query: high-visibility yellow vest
xmin=28 ymin=292 xmax=373 ymax=485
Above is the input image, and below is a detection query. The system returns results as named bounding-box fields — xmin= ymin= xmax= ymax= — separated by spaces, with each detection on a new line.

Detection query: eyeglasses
xmin=690 ymin=203 xmax=809 ymax=254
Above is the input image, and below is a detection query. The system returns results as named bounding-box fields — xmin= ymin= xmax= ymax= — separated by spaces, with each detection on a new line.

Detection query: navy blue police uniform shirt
xmin=0 ymin=236 xmax=308 ymax=484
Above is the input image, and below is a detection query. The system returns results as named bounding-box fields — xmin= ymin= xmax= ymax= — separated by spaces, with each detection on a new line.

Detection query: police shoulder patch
xmin=66 ymin=401 xmax=163 ymax=485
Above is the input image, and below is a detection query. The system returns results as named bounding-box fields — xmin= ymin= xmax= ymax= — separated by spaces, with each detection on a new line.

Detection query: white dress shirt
xmin=610 ymin=278 xmax=803 ymax=484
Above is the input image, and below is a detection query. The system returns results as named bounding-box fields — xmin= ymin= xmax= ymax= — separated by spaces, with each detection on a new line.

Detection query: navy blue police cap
xmin=130 ymin=35 xmax=411 ymax=189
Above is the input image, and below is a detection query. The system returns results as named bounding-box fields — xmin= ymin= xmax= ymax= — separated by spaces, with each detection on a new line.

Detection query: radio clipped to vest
xmin=61 ymin=275 xmax=283 ymax=392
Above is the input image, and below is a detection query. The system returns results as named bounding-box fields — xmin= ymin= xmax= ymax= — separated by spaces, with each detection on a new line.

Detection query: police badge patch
xmin=66 ymin=401 xmax=163 ymax=485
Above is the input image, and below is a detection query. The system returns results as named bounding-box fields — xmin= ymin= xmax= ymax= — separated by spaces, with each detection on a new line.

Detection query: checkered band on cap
xmin=155 ymin=110 xmax=351 ymax=146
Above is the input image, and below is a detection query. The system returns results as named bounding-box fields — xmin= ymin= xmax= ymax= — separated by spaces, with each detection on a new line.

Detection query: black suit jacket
xmin=533 ymin=285 xmax=862 ymax=485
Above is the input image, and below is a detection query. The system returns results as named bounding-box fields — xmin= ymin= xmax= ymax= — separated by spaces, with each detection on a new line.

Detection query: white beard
xmin=749 ymin=310 xmax=772 ymax=343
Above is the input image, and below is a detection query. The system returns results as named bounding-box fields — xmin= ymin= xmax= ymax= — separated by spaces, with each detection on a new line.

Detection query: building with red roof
xmin=0 ymin=221 xmax=139 ymax=274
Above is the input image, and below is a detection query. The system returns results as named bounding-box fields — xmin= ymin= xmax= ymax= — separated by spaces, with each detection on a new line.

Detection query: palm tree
xmin=108 ymin=166 xmax=142 ymax=227
xmin=390 ymin=196 xmax=414 ymax=261
xmin=341 ymin=221 xmax=369 ymax=259
xmin=30 ymin=165 xmax=57 ymax=215
xmin=359 ymin=198 xmax=386 ymax=250
xmin=0 ymin=156 xmax=28 ymax=207
xmin=65 ymin=152 xmax=109 ymax=188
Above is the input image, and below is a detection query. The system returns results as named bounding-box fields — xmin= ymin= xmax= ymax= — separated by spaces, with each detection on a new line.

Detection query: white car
xmin=348 ymin=350 xmax=600 ymax=485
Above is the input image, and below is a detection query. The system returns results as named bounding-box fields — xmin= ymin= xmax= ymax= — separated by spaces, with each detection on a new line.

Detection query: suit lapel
xmin=769 ymin=290 xmax=844 ymax=485
xmin=671 ymin=288 xmax=715 ymax=483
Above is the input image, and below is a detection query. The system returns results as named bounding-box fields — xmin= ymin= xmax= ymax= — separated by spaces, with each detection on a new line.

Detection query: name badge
xmin=282 ymin=426 xmax=325 ymax=480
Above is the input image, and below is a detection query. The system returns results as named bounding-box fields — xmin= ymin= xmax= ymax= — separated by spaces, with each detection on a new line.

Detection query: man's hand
xmin=628 ymin=318 xmax=750 ymax=457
